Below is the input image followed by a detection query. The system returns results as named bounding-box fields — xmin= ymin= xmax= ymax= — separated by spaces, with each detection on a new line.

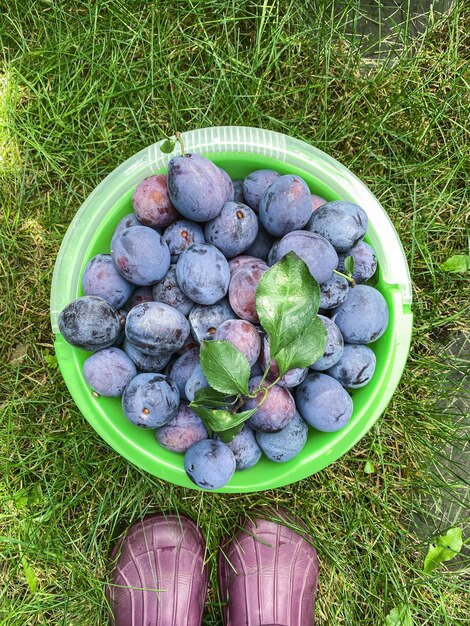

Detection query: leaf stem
xmin=175 ymin=131 xmax=185 ymax=156
xmin=229 ymin=395 xmax=245 ymax=414
xmin=333 ymin=268 xmax=356 ymax=287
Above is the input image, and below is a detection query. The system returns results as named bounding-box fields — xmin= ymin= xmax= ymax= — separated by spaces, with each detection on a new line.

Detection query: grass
xmin=0 ymin=0 xmax=469 ymax=623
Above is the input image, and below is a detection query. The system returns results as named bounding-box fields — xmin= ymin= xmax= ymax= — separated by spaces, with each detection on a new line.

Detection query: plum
xmin=123 ymin=339 xmax=172 ymax=373
xmin=132 ymin=174 xmax=180 ymax=228
xmin=184 ymin=439 xmax=236 ymax=489
xmin=122 ymin=373 xmax=180 ymax=429
xmin=156 ymin=404 xmax=208 ymax=453
xmin=163 ymin=219 xmax=205 ymax=263
xmin=306 ymin=201 xmax=368 ymax=252
xmin=168 ymin=347 xmax=200 ymax=400
xmin=188 ymin=299 xmax=235 ymax=344
xmin=337 ymin=241 xmax=377 ymax=283
xmin=269 ymin=230 xmax=338 ymax=284
xmin=214 ymin=319 xmax=261 ymax=366
xmin=152 ymin=265 xmax=195 ymax=316
xmin=331 ymin=285 xmax=388 ymax=344
xmin=326 ymin=343 xmax=376 ymax=388
xmin=244 ymin=376 xmax=295 ymax=433
xmin=111 ymin=225 xmax=170 ymax=286
xmin=167 ymin=153 xmax=226 ymax=222
xmin=309 ymin=315 xmax=344 ymax=371
xmin=83 ymin=347 xmax=136 ymax=397
xmin=204 ymin=202 xmax=258 ymax=259
xmin=228 ymin=265 xmax=267 ymax=323
xmin=256 ymin=410 xmax=308 ymax=463
xmin=125 ymin=301 xmax=190 ymax=355
xmin=259 ymin=174 xmax=311 ymax=237
xmin=58 ymin=296 xmax=122 ymax=352
xmin=242 ymin=169 xmax=280 ymax=213
xmin=296 ymin=373 xmax=353 ymax=432
xmin=176 ymin=243 xmax=230 ymax=305
xmin=82 ymin=254 xmax=133 ymax=309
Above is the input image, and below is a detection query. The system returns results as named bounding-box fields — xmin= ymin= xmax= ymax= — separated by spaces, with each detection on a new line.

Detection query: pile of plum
xmin=58 ymin=152 xmax=389 ymax=490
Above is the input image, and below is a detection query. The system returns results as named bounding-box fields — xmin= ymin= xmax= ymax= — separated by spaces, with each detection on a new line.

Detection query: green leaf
xmin=344 ymin=255 xmax=355 ymax=277
xmin=384 ymin=604 xmax=413 ymax=626
xmin=190 ymin=387 xmax=235 ymax=409
xmin=423 ymin=527 xmax=463 ymax=573
xmin=44 ymin=349 xmax=58 ymax=369
xmin=256 ymin=252 xmax=320 ymax=357
xmin=216 ymin=422 xmax=245 ymax=443
xmin=160 ymin=138 xmax=176 ymax=154
xmin=190 ymin=406 xmax=256 ymax=434
xmin=439 ymin=255 xmax=470 ymax=273
xmin=364 ymin=460 xmax=375 ymax=474
xmin=200 ymin=340 xmax=250 ymax=395
xmin=274 ymin=316 xmax=327 ymax=375
xmin=22 ymin=557 xmax=37 ymax=594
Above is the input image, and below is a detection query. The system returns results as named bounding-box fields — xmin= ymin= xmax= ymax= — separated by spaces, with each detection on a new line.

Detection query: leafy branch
xmin=160 ymin=131 xmax=185 ymax=156
xmin=334 ymin=255 xmax=356 ymax=287
xmin=189 ymin=253 xmax=327 ymax=441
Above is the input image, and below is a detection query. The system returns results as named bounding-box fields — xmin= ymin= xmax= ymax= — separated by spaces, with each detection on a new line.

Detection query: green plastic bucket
xmin=50 ymin=126 xmax=413 ymax=492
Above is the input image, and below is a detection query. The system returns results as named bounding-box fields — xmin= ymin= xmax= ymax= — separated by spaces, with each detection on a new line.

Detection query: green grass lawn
xmin=1 ymin=1 xmax=468 ymax=624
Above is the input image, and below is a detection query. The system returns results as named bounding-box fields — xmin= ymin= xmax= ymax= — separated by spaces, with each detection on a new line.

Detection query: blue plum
xmin=337 ymin=241 xmax=377 ymax=283
xmin=132 ymin=174 xmax=180 ymax=228
xmin=267 ymin=239 xmax=280 ymax=267
xmin=228 ymin=265 xmax=267 ymax=323
xmin=175 ymin=243 xmax=230 ymax=305
xmin=310 ymin=315 xmax=344 ymax=371
xmin=244 ymin=221 xmax=275 ymax=261
xmin=188 ymin=299 xmax=235 ymax=344
xmin=111 ymin=225 xmax=170 ymax=286
xmin=218 ymin=425 xmax=262 ymax=470
xmin=296 ymin=373 xmax=353 ymax=432
xmin=122 ymin=373 xmax=180 ymax=429
xmin=83 ymin=347 xmax=136 ymax=397
xmin=82 ymin=254 xmax=133 ymax=309
xmin=168 ymin=347 xmax=200 ymax=400
xmin=245 ymin=376 xmax=296 ymax=433
xmin=204 ymin=202 xmax=258 ymax=259
xmin=214 ymin=319 xmax=261 ymax=366
xmin=175 ymin=334 xmax=199 ymax=356
xmin=311 ymin=194 xmax=327 ymax=211
xmin=242 ymin=169 xmax=280 ymax=213
xmin=228 ymin=255 xmax=269 ymax=277
xmin=256 ymin=410 xmax=308 ymax=463
xmin=259 ymin=174 xmax=312 ymax=237
xmin=232 ymin=179 xmax=244 ymax=203
xmin=319 ymin=274 xmax=349 ymax=309
xmin=184 ymin=439 xmax=236 ymax=490
xmin=114 ymin=308 xmax=127 ymax=346
xmin=219 ymin=167 xmax=235 ymax=202
xmin=125 ymin=301 xmax=190 ymax=354
xmin=58 ymin=296 xmax=122 ymax=352
xmin=167 ymin=153 xmax=226 ymax=222
xmin=331 ymin=285 xmax=389 ymax=344
xmin=124 ymin=286 xmax=154 ymax=312
xmin=152 ymin=265 xmax=194 ymax=316
xmin=156 ymin=404 xmax=208 ymax=453
xmin=259 ymin=334 xmax=308 ymax=388
xmin=306 ymin=201 xmax=368 ymax=252
xmin=162 ymin=219 xmax=205 ymax=263
xmin=250 ymin=361 xmax=264 ymax=378
xmin=123 ymin=339 xmax=172 ymax=373
xmin=270 ymin=230 xmax=338 ymax=284
xmin=184 ymin=364 xmax=209 ymax=402
xmin=113 ymin=213 xmax=142 ymax=238
xmin=326 ymin=344 xmax=376 ymax=389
